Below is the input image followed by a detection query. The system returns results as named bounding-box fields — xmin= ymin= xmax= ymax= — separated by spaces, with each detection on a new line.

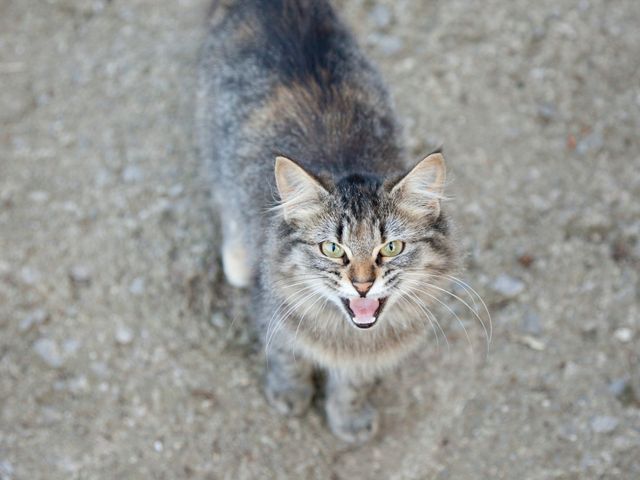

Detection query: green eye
xmin=321 ymin=241 xmax=344 ymax=258
xmin=380 ymin=240 xmax=404 ymax=257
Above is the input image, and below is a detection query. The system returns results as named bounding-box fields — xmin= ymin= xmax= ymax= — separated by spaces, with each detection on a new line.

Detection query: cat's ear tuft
xmin=391 ymin=152 xmax=446 ymax=217
xmin=274 ymin=156 xmax=328 ymax=221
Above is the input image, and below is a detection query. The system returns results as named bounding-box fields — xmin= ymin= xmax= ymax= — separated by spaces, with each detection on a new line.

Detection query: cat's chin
xmin=341 ymin=297 xmax=388 ymax=330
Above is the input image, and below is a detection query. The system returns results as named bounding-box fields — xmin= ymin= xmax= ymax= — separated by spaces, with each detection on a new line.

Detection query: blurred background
xmin=1 ymin=0 xmax=639 ymax=478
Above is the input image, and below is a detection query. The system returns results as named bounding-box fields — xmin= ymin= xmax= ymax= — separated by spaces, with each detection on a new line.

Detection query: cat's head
xmin=273 ymin=153 xmax=456 ymax=330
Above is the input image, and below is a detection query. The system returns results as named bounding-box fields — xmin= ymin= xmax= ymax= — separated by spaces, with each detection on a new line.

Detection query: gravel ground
xmin=1 ymin=0 xmax=640 ymax=478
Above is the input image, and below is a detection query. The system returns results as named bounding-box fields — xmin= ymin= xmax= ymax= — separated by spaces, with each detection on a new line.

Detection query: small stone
xmin=94 ymin=168 xmax=112 ymax=188
xmin=33 ymin=338 xmax=64 ymax=368
xmin=369 ymin=33 xmax=404 ymax=55
xmin=608 ymin=378 xmax=629 ymax=397
xmin=29 ymin=190 xmax=49 ymax=203
xmin=517 ymin=253 xmax=535 ymax=268
xmin=68 ymin=375 xmax=89 ymax=394
xmin=369 ymin=5 xmax=392 ymax=29
xmin=209 ymin=312 xmax=226 ymax=329
xmin=63 ymin=338 xmax=80 ymax=355
xmin=168 ymin=184 xmax=184 ymax=197
xmin=129 ymin=277 xmax=145 ymax=296
xmin=521 ymin=310 xmax=542 ymax=335
xmin=0 ymin=459 xmax=14 ymax=479
xmin=576 ymin=131 xmax=603 ymax=155
xmin=19 ymin=266 xmax=41 ymax=285
xmin=590 ymin=416 xmax=618 ymax=434
xmin=536 ymin=102 xmax=556 ymax=123
xmin=122 ymin=165 xmax=144 ymax=183
xmin=153 ymin=440 xmax=164 ymax=453
xmin=491 ymin=274 xmax=525 ymax=299
xmin=115 ymin=325 xmax=134 ymax=345
xmin=613 ymin=327 xmax=633 ymax=343
xmin=69 ymin=265 xmax=92 ymax=285
xmin=19 ymin=309 xmax=49 ymax=331
xmin=517 ymin=335 xmax=546 ymax=351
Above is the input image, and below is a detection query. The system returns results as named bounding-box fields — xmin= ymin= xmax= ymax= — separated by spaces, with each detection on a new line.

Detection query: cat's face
xmin=274 ymin=153 xmax=455 ymax=330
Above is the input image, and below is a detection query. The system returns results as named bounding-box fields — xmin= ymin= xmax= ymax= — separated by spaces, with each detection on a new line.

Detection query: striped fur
xmin=197 ymin=0 xmax=457 ymax=443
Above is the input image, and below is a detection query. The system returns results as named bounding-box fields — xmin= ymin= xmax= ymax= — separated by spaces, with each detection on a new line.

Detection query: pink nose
xmin=352 ymin=281 xmax=373 ymax=296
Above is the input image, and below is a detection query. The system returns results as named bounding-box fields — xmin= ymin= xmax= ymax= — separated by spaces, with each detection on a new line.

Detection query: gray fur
xmin=197 ymin=0 xmax=457 ymax=443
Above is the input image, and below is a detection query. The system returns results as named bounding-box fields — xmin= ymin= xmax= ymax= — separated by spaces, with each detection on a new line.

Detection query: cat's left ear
xmin=275 ymin=156 xmax=328 ymax=222
xmin=391 ymin=152 xmax=446 ymax=217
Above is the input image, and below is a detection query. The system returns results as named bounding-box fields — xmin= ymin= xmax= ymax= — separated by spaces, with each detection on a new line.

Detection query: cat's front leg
xmin=264 ymin=341 xmax=315 ymax=417
xmin=326 ymin=370 xmax=379 ymax=443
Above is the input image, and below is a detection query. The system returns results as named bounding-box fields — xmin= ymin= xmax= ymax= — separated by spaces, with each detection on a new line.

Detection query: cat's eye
xmin=320 ymin=241 xmax=344 ymax=259
xmin=380 ymin=240 xmax=404 ymax=257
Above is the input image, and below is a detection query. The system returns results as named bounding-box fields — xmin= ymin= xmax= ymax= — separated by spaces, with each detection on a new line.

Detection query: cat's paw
xmin=326 ymin=401 xmax=379 ymax=444
xmin=222 ymin=244 xmax=251 ymax=288
xmin=264 ymin=380 xmax=314 ymax=417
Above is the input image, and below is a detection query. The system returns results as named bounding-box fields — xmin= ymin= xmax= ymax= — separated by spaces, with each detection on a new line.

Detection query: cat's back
xmin=197 ymin=0 xmax=403 ymax=237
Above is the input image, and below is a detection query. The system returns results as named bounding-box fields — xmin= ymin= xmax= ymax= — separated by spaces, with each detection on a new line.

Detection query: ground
xmin=1 ymin=0 xmax=639 ymax=479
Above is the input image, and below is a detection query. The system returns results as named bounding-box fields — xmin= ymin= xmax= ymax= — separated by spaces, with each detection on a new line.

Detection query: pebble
xmin=94 ymin=168 xmax=112 ymax=188
xmin=608 ymin=378 xmax=628 ymax=397
xmin=590 ymin=416 xmax=619 ymax=434
xmin=129 ymin=277 xmax=146 ymax=296
xmin=576 ymin=131 xmax=603 ymax=155
xmin=521 ymin=309 xmax=542 ymax=335
xmin=209 ymin=312 xmax=226 ymax=329
xmin=69 ymin=265 xmax=92 ymax=285
xmin=536 ymin=102 xmax=557 ymax=122
xmin=517 ymin=335 xmax=546 ymax=351
xmin=67 ymin=375 xmax=89 ymax=394
xmin=29 ymin=190 xmax=50 ymax=203
xmin=613 ymin=327 xmax=633 ymax=343
xmin=369 ymin=33 xmax=404 ymax=55
xmin=33 ymin=338 xmax=64 ymax=368
xmin=19 ymin=309 xmax=49 ymax=332
xmin=168 ymin=184 xmax=184 ymax=197
xmin=0 ymin=460 xmax=14 ymax=480
xmin=19 ymin=266 xmax=42 ymax=285
xmin=122 ymin=165 xmax=144 ymax=183
xmin=491 ymin=274 xmax=525 ymax=299
xmin=115 ymin=325 xmax=134 ymax=345
xmin=369 ymin=5 xmax=392 ymax=29
xmin=63 ymin=339 xmax=80 ymax=355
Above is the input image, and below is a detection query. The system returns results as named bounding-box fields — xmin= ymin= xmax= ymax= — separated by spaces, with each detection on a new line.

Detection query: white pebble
xmin=115 ymin=325 xmax=134 ymax=345
xmin=591 ymin=416 xmax=619 ymax=434
xmin=613 ymin=328 xmax=633 ymax=343
xmin=29 ymin=190 xmax=49 ymax=203
xmin=122 ymin=165 xmax=144 ymax=183
xmin=33 ymin=338 xmax=64 ymax=368
xmin=69 ymin=265 xmax=92 ymax=285
xmin=491 ymin=274 xmax=525 ymax=298
xmin=19 ymin=309 xmax=48 ymax=331
xmin=129 ymin=277 xmax=146 ymax=296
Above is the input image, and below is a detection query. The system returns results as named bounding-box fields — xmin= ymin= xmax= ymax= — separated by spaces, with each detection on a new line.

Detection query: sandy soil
xmin=1 ymin=0 xmax=639 ymax=478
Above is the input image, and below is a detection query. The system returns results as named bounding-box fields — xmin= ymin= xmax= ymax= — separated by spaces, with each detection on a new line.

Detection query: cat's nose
xmin=352 ymin=280 xmax=374 ymax=297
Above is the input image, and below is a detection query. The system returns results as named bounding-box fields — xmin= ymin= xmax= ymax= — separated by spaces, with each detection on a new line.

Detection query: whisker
xmin=403 ymin=279 xmax=473 ymax=355
xmin=399 ymin=285 xmax=450 ymax=351
xmin=395 ymin=289 xmax=441 ymax=350
xmin=402 ymin=271 xmax=492 ymax=353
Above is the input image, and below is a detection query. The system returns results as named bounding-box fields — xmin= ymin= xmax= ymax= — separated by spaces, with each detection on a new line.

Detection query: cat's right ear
xmin=274 ymin=156 xmax=328 ymax=221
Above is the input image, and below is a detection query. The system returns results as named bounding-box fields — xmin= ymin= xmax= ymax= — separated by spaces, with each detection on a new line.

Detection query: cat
xmin=197 ymin=0 xmax=457 ymax=443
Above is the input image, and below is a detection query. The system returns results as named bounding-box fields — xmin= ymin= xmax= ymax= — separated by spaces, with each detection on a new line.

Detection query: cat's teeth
xmin=352 ymin=315 xmax=376 ymax=326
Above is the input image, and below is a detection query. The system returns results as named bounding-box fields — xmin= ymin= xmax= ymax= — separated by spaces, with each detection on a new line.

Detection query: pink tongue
xmin=349 ymin=298 xmax=380 ymax=324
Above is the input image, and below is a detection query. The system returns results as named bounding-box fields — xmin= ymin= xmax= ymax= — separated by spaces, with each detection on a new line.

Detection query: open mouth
xmin=341 ymin=297 xmax=387 ymax=329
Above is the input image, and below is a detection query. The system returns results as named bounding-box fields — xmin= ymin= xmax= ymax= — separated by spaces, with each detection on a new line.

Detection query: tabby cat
xmin=197 ymin=0 xmax=457 ymax=443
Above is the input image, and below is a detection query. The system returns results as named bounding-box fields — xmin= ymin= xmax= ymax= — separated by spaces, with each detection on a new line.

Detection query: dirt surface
xmin=1 ymin=0 xmax=640 ymax=478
